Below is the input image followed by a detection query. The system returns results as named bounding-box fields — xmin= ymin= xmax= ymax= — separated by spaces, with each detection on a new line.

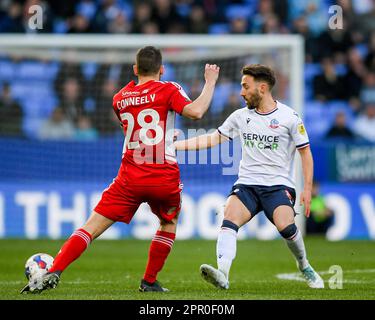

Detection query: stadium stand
xmin=0 ymin=0 xmax=374 ymax=144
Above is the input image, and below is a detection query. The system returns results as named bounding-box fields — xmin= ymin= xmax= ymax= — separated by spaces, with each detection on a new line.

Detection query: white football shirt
xmin=218 ymin=100 xmax=309 ymax=188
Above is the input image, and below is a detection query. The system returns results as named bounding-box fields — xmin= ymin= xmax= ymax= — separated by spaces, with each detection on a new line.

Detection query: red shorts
xmin=94 ymin=178 xmax=182 ymax=224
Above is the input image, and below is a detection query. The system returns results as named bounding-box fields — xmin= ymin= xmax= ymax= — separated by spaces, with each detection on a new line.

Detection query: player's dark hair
xmin=242 ymin=64 xmax=276 ymax=90
xmin=136 ymin=46 xmax=162 ymax=76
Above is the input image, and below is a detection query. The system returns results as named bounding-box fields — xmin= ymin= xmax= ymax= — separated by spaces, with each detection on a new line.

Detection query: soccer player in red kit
xmin=20 ymin=46 xmax=220 ymax=293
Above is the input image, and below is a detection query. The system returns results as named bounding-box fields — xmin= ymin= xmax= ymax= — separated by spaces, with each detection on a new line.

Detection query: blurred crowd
xmin=0 ymin=0 xmax=375 ymax=143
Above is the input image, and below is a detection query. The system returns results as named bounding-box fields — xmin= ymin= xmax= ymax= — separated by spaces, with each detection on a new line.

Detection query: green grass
xmin=0 ymin=238 xmax=374 ymax=300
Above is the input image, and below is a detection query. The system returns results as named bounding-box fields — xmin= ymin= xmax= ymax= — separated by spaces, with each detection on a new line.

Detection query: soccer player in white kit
xmin=175 ymin=64 xmax=324 ymax=289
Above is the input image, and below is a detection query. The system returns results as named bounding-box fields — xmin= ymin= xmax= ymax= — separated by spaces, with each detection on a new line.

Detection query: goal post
xmin=0 ymin=35 xmax=304 ymax=113
xmin=0 ymin=34 xmax=305 ymax=239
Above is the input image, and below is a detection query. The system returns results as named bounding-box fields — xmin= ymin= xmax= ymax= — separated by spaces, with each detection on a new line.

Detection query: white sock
xmin=284 ymin=229 xmax=309 ymax=270
xmin=216 ymin=227 xmax=237 ymax=279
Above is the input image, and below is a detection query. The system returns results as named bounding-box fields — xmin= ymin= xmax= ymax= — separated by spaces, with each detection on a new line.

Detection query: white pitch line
xmin=276 ymin=269 xmax=375 ymax=284
xmin=0 ymin=280 xmax=24 ymax=285
xmin=0 ymin=280 xmax=119 ymax=285
xmin=3 ymin=269 xmax=375 ymax=286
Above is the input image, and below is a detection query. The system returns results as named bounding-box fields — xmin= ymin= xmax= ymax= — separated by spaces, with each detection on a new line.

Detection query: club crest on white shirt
xmin=269 ymin=119 xmax=279 ymax=129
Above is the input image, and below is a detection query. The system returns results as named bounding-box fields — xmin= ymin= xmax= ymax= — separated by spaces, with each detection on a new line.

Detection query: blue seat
xmin=11 ymin=80 xmax=53 ymax=100
xmin=82 ymin=62 xmax=98 ymax=81
xmin=20 ymin=95 xmax=57 ymax=118
xmin=161 ymin=62 xmax=175 ymax=81
xmin=21 ymin=95 xmax=57 ymax=138
xmin=121 ymin=2 xmax=134 ymax=21
xmin=208 ymin=23 xmax=229 ymax=34
xmin=53 ymin=19 xmax=69 ymax=33
xmin=0 ymin=60 xmax=15 ymax=81
xmin=76 ymin=0 xmax=97 ymax=20
xmin=335 ymin=64 xmax=347 ymax=76
xmin=304 ymin=85 xmax=314 ymax=100
xmin=243 ymin=0 xmax=258 ymax=5
xmin=226 ymin=5 xmax=254 ymax=20
xmin=22 ymin=117 xmax=44 ymax=138
xmin=211 ymin=82 xmax=234 ymax=114
xmin=305 ymin=117 xmax=330 ymax=140
xmin=326 ymin=100 xmax=352 ymax=114
xmin=322 ymin=0 xmax=336 ymax=6
xmin=84 ymin=97 xmax=96 ymax=113
xmin=17 ymin=61 xmax=59 ymax=81
xmin=305 ymin=104 xmax=323 ymax=120
xmin=355 ymin=43 xmax=369 ymax=59
xmin=11 ymin=81 xmax=27 ymax=99
xmin=304 ymin=100 xmax=325 ymax=117
xmin=326 ymin=100 xmax=355 ymax=123
xmin=175 ymin=2 xmax=190 ymax=17
xmin=304 ymin=63 xmax=322 ymax=83
xmin=305 ymin=100 xmax=355 ymax=140
xmin=304 ymin=100 xmax=329 ymax=138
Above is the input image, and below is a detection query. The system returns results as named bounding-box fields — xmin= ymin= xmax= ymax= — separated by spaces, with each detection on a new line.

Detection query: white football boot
xmin=20 ymin=272 xmax=60 ymax=294
xmin=200 ymin=264 xmax=229 ymax=289
xmin=299 ymin=263 xmax=324 ymax=289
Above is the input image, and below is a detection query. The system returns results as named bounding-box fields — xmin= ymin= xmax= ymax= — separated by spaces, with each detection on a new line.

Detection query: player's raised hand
xmin=300 ymin=189 xmax=311 ymax=218
xmin=204 ymin=64 xmax=220 ymax=85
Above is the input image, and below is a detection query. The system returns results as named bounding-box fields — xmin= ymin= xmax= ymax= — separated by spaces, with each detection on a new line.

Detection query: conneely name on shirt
xmin=116 ymin=94 xmax=156 ymax=110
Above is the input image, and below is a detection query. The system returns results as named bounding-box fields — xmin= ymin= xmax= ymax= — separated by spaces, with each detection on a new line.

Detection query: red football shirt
xmin=112 ymin=80 xmax=191 ymax=185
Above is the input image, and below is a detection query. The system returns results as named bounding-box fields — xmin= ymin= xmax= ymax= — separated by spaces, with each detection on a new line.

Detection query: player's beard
xmin=244 ymin=89 xmax=262 ymax=110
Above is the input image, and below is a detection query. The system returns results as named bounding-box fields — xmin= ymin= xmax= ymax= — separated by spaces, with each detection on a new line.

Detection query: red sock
xmin=49 ymin=228 xmax=92 ymax=274
xmin=143 ymin=230 xmax=175 ymax=283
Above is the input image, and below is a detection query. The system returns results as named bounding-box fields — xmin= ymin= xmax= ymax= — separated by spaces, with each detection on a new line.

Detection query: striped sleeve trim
xmin=296 ymin=142 xmax=310 ymax=149
xmin=217 ymin=129 xmax=232 ymax=140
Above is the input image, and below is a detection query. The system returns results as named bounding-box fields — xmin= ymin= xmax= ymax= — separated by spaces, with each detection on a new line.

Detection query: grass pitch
xmin=0 ymin=237 xmax=374 ymax=300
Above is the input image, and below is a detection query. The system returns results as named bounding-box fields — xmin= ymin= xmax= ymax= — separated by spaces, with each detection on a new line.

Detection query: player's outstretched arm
xmin=174 ymin=130 xmax=227 ymax=151
xmin=182 ymin=64 xmax=220 ymax=120
xmin=298 ymin=145 xmax=313 ymax=217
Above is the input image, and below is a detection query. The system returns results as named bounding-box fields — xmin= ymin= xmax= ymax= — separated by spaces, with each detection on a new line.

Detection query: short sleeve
xmin=290 ymin=113 xmax=310 ymax=149
xmin=168 ymin=82 xmax=191 ymax=115
xmin=217 ymin=111 xmax=240 ymax=140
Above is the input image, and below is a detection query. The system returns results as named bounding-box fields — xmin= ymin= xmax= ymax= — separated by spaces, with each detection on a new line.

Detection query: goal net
xmin=0 ymin=34 xmax=304 ymax=240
